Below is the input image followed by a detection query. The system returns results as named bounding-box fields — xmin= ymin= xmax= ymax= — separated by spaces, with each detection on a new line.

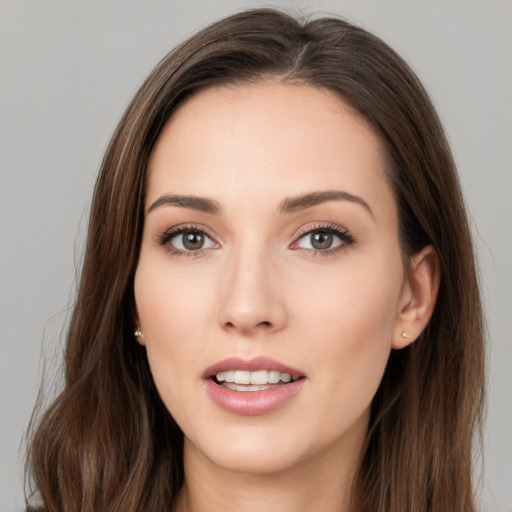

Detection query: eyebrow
xmin=147 ymin=194 xmax=222 ymax=215
xmin=147 ymin=190 xmax=373 ymax=218
xmin=279 ymin=190 xmax=374 ymax=218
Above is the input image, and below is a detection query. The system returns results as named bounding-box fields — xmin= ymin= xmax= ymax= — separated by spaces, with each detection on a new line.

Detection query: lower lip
xmin=204 ymin=378 xmax=306 ymax=416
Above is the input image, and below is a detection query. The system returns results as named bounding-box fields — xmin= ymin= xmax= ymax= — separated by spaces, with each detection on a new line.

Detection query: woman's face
xmin=134 ymin=82 xmax=409 ymax=475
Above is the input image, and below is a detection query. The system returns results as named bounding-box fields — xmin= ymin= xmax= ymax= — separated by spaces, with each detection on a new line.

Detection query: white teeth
xmin=223 ymin=383 xmax=272 ymax=392
xmin=216 ymin=371 xmax=227 ymax=382
xmin=215 ymin=370 xmax=294 ymax=385
xmin=280 ymin=373 xmax=291 ymax=383
xmin=268 ymin=370 xmax=280 ymax=383
xmin=234 ymin=370 xmax=251 ymax=384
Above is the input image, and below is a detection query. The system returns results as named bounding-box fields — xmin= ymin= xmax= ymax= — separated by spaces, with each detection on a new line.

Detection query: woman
xmin=25 ymin=8 xmax=484 ymax=512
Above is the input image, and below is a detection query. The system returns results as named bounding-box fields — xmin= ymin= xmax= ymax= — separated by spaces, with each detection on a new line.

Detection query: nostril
xmin=223 ymin=319 xmax=273 ymax=333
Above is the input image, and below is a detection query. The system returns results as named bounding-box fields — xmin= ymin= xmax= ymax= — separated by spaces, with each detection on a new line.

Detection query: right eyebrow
xmin=147 ymin=194 xmax=222 ymax=215
xmin=279 ymin=190 xmax=374 ymax=219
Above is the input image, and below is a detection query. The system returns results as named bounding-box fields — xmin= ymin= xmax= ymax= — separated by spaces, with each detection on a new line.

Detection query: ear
xmin=133 ymin=309 xmax=145 ymax=346
xmin=392 ymin=245 xmax=440 ymax=350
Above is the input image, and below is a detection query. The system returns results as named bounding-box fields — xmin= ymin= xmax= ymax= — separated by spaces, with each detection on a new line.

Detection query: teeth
xmin=268 ymin=370 xmax=280 ymax=384
xmin=234 ymin=370 xmax=250 ymax=384
xmin=216 ymin=370 xmax=294 ymax=385
xmin=280 ymin=373 xmax=291 ymax=383
xmin=223 ymin=383 xmax=273 ymax=392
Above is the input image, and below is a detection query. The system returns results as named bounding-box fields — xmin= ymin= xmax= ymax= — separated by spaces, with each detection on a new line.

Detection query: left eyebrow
xmin=279 ymin=190 xmax=374 ymax=218
xmin=147 ymin=194 xmax=222 ymax=215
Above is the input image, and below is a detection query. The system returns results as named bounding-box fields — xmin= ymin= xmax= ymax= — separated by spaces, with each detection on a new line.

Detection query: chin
xmin=183 ymin=415 xmax=355 ymax=477
xmin=183 ymin=417 xmax=310 ymax=472
xmin=196 ymin=439 xmax=308 ymax=475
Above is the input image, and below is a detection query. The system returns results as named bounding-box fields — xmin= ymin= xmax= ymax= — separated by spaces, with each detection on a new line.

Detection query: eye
xmin=297 ymin=230 xmax=341 ymax=251
xmin=300 ymin=230 xmax=338 ymax=250
xmin=292 ymin=224 xmax=355 ymax=253
xmin=159 ymin=226 xmax=218 ymax=255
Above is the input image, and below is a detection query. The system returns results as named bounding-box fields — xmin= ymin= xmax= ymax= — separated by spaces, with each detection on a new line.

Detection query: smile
xmin=215 ymin=370 xmax=297 ymax=391
xmin=203 ymin=357 xmax=306 ymax=415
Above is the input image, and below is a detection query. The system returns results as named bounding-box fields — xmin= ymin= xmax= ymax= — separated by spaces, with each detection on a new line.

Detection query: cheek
xmin=292 ymin=256 xmax=402 ymax=411
xmin=133 ymin=256 xmax=221 ymax=414
xmin=294 ymin=254 xmax=401 ymax=343
xmin=135 ymin=255 xmax=214 ymax=346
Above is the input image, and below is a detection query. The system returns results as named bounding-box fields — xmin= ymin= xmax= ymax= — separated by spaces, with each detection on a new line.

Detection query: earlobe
xmin=392 ymin=245 xmax=440 ymax=350
xmin=134 ymin=325 xmax=145 ymax=346
xmin=132 ymin=306 xmax=146 ymax=347
xmin=133 ymin=309 xmax=145 ymax=346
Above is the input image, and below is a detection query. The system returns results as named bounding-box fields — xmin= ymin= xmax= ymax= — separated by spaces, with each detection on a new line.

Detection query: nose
xmin=217 ymin=245 xmax=287 ymax=336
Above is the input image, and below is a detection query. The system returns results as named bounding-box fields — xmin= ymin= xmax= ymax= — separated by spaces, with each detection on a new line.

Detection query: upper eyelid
xmin=161 ymin=223 xmax=216 ymax=237
xmin=294 ymin=222 xmax=349 ymax=238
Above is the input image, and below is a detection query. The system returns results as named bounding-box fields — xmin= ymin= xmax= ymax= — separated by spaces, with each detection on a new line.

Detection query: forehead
xmin=147 ymin=81 xmax=396 ymax=225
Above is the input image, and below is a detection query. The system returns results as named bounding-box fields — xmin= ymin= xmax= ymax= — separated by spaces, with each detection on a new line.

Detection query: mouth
xmin=213 ymin=369 xmax=301 ymax=391
xmin=203 ymin=357 xmax=306 ymax=415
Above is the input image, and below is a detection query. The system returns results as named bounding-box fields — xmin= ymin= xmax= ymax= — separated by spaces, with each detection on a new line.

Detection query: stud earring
xmin=401 ymin=331 xmax=410 ymax=339
xmin=134 ymin=327 xmax=142 ymax=338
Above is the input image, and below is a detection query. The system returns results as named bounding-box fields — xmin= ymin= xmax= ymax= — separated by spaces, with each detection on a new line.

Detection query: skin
xmin=134 ymin=81 xmax=439 ymax=512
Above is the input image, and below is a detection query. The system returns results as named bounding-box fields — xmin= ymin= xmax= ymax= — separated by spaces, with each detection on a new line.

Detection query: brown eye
xmin=182 ymin=230 xmax=205 ymax=250
xmin=310 ymin=231 xmax=333 ymax=250
xmin=293 ymin=225 xmax=354 ymax=254
xmin=163 ymin=228 xmax=218 ymax=253
xmin=297 ymin=230 xmax=339 ymax=251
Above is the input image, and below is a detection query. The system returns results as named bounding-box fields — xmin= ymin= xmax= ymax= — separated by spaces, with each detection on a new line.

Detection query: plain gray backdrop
xmin=1 ymin=1 xmax=510 ymax=511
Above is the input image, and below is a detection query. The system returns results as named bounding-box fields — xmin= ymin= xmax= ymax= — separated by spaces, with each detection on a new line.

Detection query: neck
xmin=174 ymin=428 xmax=366 ymax=512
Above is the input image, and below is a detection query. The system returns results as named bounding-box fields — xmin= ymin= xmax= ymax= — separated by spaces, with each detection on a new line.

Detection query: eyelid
xmin=157 ymin=223 xmax=220 ymax=255
xmin=290 ymin=222 xmax=355 ymax=253
xmin=293 ymin=222 xmax=351 ymax=240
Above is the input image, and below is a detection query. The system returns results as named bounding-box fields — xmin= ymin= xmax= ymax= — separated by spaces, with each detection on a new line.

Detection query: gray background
xmin=0 ymin=1 xmax=510 ymax=511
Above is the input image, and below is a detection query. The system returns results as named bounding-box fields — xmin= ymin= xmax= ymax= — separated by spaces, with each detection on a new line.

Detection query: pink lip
xmin=202 ymin=356 xmax=306 ymax=416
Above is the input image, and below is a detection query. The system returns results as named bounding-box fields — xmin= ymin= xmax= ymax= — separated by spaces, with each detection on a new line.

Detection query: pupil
xmin=311 ymin=231 xmax=332 ymax=250
xmin=183 ymin=231 xmax=204 ymax=250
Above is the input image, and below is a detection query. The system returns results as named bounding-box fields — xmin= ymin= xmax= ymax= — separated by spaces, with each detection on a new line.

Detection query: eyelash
xmin=292 ymin=223 xmax=355 ymax=256
xmin=157 ymin=224 xmax=218 ymax=258
xmin=157 ymin=222 xmax=355 ymax=257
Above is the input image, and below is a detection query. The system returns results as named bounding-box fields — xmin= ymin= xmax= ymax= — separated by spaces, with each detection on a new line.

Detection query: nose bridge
xmin=218 ymin=235 xmax=286 ymax=335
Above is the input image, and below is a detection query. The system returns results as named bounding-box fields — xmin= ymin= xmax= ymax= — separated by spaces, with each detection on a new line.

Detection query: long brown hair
xmin=26 ymin=8 xmax=484 ymax=511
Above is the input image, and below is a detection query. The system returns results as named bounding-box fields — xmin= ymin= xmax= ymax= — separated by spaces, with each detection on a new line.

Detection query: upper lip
xmin=202 ymin=356 xmax=305 ymax=380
